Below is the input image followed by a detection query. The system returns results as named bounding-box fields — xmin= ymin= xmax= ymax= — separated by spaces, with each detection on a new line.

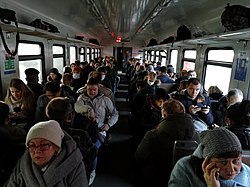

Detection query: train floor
xmin=91 ymin=72 xmax=137 ymax=187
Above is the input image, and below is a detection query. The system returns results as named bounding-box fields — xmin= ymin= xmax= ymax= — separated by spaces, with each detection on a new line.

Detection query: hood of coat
xmin=158 ymin=113 xmax=195 ymax=140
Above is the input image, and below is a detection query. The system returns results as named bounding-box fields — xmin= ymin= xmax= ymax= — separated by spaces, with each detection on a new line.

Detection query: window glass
xmin=150 ymin=51 xmax=155 ymax=62
xmin=204 ymin=65 xmax=231 ymax=94
xmin=53 ymin=58 xmax=64 ymax=74
xmin=19 ymin=59 xmax=42 ymax=84
xmin=52 ymin=46 xmax=63 ymax=54
xmin=160 ymin=50 xmax=167 ymax=66
xmin=170 ymin=50 xmax=178 ymax=70
xmin=184 ymin=50 xmax=196 ymax=59
xmin=70 ymin=46 xmax=76 ymax=63
xmin=208 ymin=50 xmax=234 ymax=62
xmin=18 ymin=43 xmax=41 ymax=55
xmin=79 ymin=47 xmax=85 ymax=62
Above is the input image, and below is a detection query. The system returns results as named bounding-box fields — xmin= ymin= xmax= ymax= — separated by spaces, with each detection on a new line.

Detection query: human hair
xmin=239 ymin=100 xmax=250 ymax=125
xmin=162 ymin=99 xmax=185 ymax=114
xmin=227 ymin=88 xmax=243 ymax=100
xmin=87 ymin=77 xmax=99 ymax=86
xmin=5 ymin=78 xmax=35 ymax=112
xmin=153 ymin=88 xmax=167 ymax=101
xmin=0 ymin=101 xmax=9 ymax=125
xmin=63 ymin=73 xmax=73 ymax=83
xmin=88 ymin=71 xmax=101 ymax=83
xmin=226 ymin=102 xmax=241 ymax=125
xmin=208 ymin=86 xmax=223 ymax=95
xmin=46 ymin=97 xmax=72 ymax=124
xmin=44 ymin=81 xmax=61 ymax=93
xmin=187 ymin=78 xmax=200 ymax=86
xmin=159 ymin=66 xmax=167 ymax=73
xmin=97 ymin=66 xmax=107 ymax=73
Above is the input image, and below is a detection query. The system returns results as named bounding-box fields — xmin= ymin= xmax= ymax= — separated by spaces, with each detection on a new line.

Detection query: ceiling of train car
xmin=2 ymin=0 xmax=250 ymax=47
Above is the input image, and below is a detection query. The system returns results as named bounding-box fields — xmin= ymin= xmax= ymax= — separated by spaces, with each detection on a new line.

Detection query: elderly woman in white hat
xmin=5 ymin=120 xmax=88 ymax=187
xmin=169 ymin=127 xmax=250 ymax=187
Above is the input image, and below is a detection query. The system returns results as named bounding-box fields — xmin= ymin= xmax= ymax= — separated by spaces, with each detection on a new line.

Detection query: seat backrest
xmin=173 ymin=140 xmax=198 ymax=166
xmin=159 ymin=83 xmax=176 ymax=93
xmin=242 ymin=150 xmax=250 ymax=166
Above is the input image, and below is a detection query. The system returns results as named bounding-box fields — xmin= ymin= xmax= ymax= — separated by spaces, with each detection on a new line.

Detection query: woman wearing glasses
xmin=5 ymin=120 xmax=88 ymax=187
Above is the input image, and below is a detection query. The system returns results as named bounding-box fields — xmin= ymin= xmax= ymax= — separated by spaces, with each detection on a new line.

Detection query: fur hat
xmin=201 ymin=127 xmax=242 ymax=158
xmin=26 ymin=120 xmax=64 ymax=148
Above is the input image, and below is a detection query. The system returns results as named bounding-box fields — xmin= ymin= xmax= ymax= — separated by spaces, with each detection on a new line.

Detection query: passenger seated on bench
xmin=0 ymin=101 xmax=26 ymax=186
xmin=214 ymin=88 xmax=243 ymax=126
xmin=4 ymin=78 xmax=36 ymax=127
xmin=5 ymin=120 xmax=88 ymax=187
xmin=208 ymin=86 xmax=223 ymax=100
xmin=45 ymin=97 xmax=97 ymax=181
xmin=226 ymin=100 xmax=250 ymax=149
xmin=135 ymin=99 xmax=197 ymax=187
xmin=174 ymin=78 xmax=214 ymax=130
xmin=0 ymin=101 xmax=26 ymax=143
xmin=34 ymin=81 xmax=75 ymax=122
xmin=169 ymin=127 xmax=250 ymax=187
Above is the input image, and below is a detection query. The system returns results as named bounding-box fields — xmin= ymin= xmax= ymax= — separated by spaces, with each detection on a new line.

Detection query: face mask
xmin=73 ymin=73 xmax=80 ymax=79
xmin=101 ymin=75 xmax=106 ymax=81
xmin=147 ymin=80 xmax=154 ymax=86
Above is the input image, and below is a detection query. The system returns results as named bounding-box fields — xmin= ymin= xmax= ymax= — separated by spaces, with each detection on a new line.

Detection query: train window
xmin=155 ymin=51 xmax=160 ymax=62
xmin=150 ymin=51 xmax=155 ymax=62
xmin=182 ymin=49 xmax=196 ymax=71
xmin=87 ymin=47 xmax=91 ymax=61
xmin=160 ymin=50 xmax=167 ymax=66
xmin=53 ymin=45 xmax=65 ymax=74
xmin=170 ymin=49 xmax=178 ymax=71
xmin=18 ymin=42 xmax=44 ymax=84
xmin=92 ymin=48 xmax=95 ymax=59
xmin=144 ymin=51 xmax=148 ymax=60
xmin=70 ymin=46 xmax=76 ymax=64
xmin=79 ymin=47 xmax=85 ymax=62
xmin=204 ymin=48 xmax=234 ymax=95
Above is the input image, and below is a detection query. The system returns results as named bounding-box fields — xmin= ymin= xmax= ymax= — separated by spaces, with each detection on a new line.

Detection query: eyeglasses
xmin=27 ymin=143 xmax=52 ymax=152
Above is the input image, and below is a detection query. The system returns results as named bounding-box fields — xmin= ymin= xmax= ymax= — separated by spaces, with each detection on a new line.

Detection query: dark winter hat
xmin=25 ymin=68 xmax=40 ymax=76
xmin=167 ymin=67 xmax=174 ymax=73
xmin=201 ymin=127 xmax=242 ymax=158
xmin=49 ymin=68 xmax=59 ymax=74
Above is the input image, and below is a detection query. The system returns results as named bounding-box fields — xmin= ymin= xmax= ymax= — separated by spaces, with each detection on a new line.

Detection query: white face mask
xmin=101 ymin=75 xmax=106 ymax=81
xmin=73 ymin=73 xmax=80 ymax=79
xmin=147 ymin=80 xmax=154 ymax=86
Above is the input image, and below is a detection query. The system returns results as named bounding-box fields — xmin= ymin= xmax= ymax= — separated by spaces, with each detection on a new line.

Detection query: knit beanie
xmin=26 ymin=120 xmax=64 ymax=148
xmin=201 ymin=127 xmax=242 ymax=158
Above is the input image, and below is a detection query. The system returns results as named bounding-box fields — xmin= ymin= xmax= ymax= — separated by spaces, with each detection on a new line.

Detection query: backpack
xmin=221 ymin=4 xmax=250 ymax=31
xmin=176 ymin=25 xmax=191 ymax=41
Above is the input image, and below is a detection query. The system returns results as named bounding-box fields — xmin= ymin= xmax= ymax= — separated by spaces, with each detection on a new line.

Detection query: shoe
xmin=88 ymin=170 xmax=96 ymax=185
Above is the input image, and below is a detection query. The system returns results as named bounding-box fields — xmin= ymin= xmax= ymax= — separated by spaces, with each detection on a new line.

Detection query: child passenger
xmin=168 ymin=127 xmax=250 ymax=187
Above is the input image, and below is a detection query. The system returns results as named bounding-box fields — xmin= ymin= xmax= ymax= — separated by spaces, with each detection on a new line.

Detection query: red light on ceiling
xmin=116 ymin=36 xmax=122 ymax=43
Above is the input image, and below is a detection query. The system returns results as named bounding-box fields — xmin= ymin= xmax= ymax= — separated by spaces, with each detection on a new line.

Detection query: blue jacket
xmin=169 ymin=144 xmax=250 ymax=187
xmin=173 ymin=90 xmax=214 ymax=127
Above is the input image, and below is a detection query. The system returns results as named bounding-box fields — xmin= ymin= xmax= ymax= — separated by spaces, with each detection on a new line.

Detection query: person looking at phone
xmin=168 ymin=127 xmax=250 ymax=187
xmin=174 ymin=78 xmax=214 ymax=129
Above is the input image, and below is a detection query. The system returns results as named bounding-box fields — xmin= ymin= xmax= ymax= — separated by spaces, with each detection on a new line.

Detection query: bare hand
xmin=189 ymin=105 xmax=201 ymax=114
xmin=201 ymin=106 xmax=210 ymax=114
xmin=202 ymin=157 xmax=220 ymax=187
xmin=101 ymin=124 xmax=110 ymax=131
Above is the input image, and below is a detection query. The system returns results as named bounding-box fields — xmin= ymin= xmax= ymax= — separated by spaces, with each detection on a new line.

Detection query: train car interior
xmin=0 ymin=0 xmax=250 ymax=186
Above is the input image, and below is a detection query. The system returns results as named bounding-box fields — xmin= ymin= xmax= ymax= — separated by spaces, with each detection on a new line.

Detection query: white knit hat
xmin=26 ymin=120 xmax=64 ymax=148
